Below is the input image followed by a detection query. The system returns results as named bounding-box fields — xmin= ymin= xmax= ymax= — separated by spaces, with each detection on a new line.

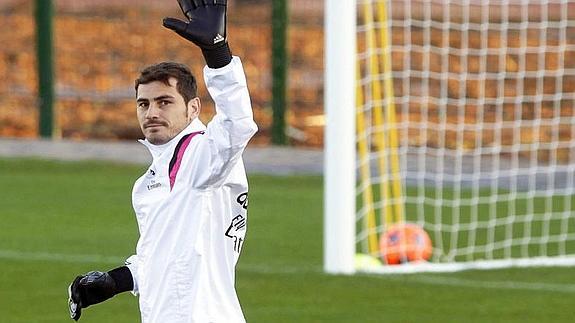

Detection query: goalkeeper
xmin=67 ymin=0 xmax=257 ymax=322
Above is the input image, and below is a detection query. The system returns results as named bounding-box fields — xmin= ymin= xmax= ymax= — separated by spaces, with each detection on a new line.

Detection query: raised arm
xmin=163 ymin=0 xmax=257 ymax=188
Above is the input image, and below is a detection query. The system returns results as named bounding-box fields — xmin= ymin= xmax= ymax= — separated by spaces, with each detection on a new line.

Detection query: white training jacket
xmin=125 ymin=57 xmax=257 ymax=323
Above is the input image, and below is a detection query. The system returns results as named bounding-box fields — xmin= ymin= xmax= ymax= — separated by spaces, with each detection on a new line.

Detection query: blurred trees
xmin=0 ymin=0 xmax=573 ymax=158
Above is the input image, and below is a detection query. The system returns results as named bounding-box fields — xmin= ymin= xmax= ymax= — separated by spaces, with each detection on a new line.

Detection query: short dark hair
xmin=135 ymin=62 xmax=198 ymax=104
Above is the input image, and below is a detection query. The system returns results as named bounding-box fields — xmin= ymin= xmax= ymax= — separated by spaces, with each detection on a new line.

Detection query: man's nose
xmin=146 ymin=103 xmax=161 ymax=119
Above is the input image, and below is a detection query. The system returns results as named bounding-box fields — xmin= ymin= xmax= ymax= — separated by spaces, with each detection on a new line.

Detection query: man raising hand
xmin=68 ymin=1 xmax=257 ymax=322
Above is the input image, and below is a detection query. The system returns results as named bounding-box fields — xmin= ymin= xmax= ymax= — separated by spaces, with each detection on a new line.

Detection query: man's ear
xmin=187 ymin=97 xmax=201 ymax=121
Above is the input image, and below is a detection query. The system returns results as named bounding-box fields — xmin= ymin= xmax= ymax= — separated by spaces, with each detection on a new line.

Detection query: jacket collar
xmin=139 ymin=118 xmax=206 ymax=159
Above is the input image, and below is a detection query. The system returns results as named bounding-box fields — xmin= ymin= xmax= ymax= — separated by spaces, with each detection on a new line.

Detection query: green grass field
xmin=1 ymin=158 xmax=574 ymax=322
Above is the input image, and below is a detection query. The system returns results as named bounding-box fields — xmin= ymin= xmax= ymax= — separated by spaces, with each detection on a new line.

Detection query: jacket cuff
xmin=201 ymin=43 xmax=233 ymax=69
xmin=108 ymin=266 xmax=134 ymax=293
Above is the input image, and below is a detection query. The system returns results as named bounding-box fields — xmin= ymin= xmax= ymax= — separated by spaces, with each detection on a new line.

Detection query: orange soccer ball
xmin=379 ymin=223 xmax=432 ymax=265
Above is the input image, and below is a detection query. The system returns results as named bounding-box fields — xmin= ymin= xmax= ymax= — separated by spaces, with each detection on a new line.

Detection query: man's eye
xmin=138 ymin=102 xmax=149 ymax=109
xmin=160 ymin=100 xmax=171 ymax=106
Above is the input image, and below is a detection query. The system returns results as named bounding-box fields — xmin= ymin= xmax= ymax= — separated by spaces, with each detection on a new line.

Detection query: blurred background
xmin=3 ymin=1 xmax=575 ymax=157
xmin=0 ymin=0 xmax=324 ymax=146
xmin=1 ymin=1 xmax=575 ymax=322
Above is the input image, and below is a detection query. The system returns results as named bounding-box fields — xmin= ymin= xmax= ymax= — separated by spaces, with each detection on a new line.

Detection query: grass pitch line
xmin=0 ymin=249 xmax=319 ymax=274
xmin=366 ymin=271 xmax=575 ymax=294
xmin=389 ymin=275 xmax=575 ymax=294
xmin=0 ymin=249 xmax=125 ymax=264
xmin=3 ymin=249 xmax=575 ymax=294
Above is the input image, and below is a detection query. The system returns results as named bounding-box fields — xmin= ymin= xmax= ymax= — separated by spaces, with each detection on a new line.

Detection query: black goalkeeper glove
xmin=163 ymin=0 xmax=232 ymax=68
xmin=68 ymin=267 xmax=133 ymax=321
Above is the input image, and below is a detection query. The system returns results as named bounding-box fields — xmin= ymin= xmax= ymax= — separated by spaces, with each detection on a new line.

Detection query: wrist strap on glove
xmin=107 ymin=266 xmax=134 ymax=293
xmin=202 ymin=43 xmax=232 ymax=69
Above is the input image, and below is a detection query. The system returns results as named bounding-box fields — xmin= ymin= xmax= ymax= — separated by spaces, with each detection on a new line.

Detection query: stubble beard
xmin=145 ymin=120 xmax=192 ymax=145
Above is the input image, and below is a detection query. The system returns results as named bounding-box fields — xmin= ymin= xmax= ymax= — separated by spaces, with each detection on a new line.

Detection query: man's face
xmin=136 ymin=77 xmax=200 ymax=145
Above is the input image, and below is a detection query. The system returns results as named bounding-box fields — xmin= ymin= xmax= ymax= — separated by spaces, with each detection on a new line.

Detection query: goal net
xmin=324 ymin=0 xmax=575 ymax=273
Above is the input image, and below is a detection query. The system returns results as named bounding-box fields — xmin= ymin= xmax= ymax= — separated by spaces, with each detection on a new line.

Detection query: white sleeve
xmin=125 ymin=255 xmax=140 ymax=296
xmin=190 ymin=56 xmax=258 ymax=188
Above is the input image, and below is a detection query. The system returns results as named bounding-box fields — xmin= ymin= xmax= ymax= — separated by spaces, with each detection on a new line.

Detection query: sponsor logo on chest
xmin=145 ymin=167 xmax=163 ymax=191
xmin=147 ymin=180 xmax=162 ymax=191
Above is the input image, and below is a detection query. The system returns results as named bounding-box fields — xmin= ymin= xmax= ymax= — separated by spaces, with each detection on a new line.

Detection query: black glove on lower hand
xmin=68 ymin=266 xmax=133 ymax=321
xmin=163 ymin=0 xmax=232 ymax=68
xmin=68 ymin=271 xmax=117 ymax=321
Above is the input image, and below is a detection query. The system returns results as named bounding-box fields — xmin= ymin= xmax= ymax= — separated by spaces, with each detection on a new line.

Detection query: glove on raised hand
xmin=163 ymin=0 xmax=232 ymax=68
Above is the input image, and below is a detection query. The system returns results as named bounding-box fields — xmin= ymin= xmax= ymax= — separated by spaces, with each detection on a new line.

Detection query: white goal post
xmin=324 ymin=0 xmax=575 ymax=274
xmin=323 ymin=0 xmax=357 ymax=274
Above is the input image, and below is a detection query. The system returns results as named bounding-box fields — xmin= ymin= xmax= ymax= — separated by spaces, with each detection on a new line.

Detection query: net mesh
xmin=355 ymin=0 xmax=575 ymax=268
